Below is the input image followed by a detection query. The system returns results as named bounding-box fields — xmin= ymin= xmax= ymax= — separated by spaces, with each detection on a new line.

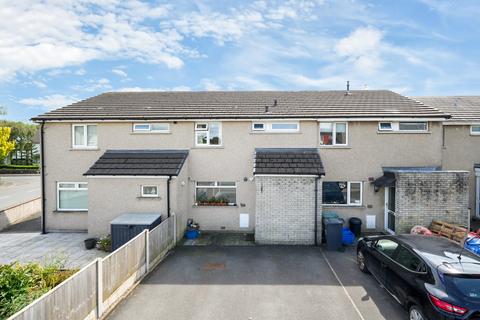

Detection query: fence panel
xmin=148 ymin=217 xmax=174 ymax=266
xmin=9 ymin=260 xmax=98 ymax=320
xmin=102 ymin=231 xmax=146 ymax=301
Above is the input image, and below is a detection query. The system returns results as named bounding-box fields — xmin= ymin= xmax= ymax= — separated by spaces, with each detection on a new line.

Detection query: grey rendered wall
xmin=88 ymin=177 xmax=168 ymax=236
xmin=255 ymin=176 xmax=322 ymax=245
xmin=320 ymin=121 xmax=443 ymax=232
xmin=43 ymin=120 xmax=443 ymax=233
xmin=395 ymin=171 xmax=469 ymax=234
xmin=442 ymin=125 xmax=480 ymax=217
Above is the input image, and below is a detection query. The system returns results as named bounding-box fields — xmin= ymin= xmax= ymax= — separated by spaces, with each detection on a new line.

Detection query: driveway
xmin=107 ymin=246 xmax=405 ymax=320
xmin=0 ymin=175 xmax=40 ymax=210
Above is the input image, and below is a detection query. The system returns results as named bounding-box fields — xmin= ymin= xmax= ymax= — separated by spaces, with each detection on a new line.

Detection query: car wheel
xmin=357 ymin=250 xmax=369 ymax=273
xmin=409 ymin=305 xmax=426 ymax=320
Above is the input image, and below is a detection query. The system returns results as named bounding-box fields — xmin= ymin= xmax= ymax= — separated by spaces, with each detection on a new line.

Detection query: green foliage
xmin=0 ymin=260 xmax=76 ymax=319
xmin=0 ymin=127 xmax=15 ymax=162
xmin=0 ymin=165 xmax=39 ymax=170
xmin=97 ymin=235 xmax=112 ymax=252
xmin=0 ymin=121 xmax=38 ymax=165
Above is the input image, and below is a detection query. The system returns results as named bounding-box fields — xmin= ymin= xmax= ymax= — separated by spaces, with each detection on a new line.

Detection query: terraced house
xmin=32 ymin=90 xmax=475 ymax=245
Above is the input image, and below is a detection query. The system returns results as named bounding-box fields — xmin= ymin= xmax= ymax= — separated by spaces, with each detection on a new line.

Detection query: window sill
xmin=137 ymin=196 xmax=162 ymax=199
xmin=319 ymin=145 xmax=351 ymax=149
xmin=70 ymin=147 xmax=100 ymax=151
xmin=193 ymin=204 xmax=237 ymax=208
xmin=130 ymin=132 xmax=171 ymax=135
xmin=192 ymin=146 xmax=224 ymax=149
xmin=376 ymin=131 xmax=431 ymax=134
xmin=249 ymin=131 xmax=302 ymax=134
xmin=322 ymin=204 xmax=364 ymax=208
xmin=53 ymin=210 xmax=88 ymax=213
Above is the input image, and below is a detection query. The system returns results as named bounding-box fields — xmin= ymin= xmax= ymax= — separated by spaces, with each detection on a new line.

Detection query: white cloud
xmin=19 ymin=94 xmax=78 ymax=110
xmin=31 ymin=80 xmax=47 ymax=88
xmin=112 ymin=68 xmax=128 ymax=77
xmin=115 ymin=85 xmax=191 ymax=92
xmin=201 ymin=79 xmax=221 ymax=91
xmin=72 ymin=78 xmax=112 ymax=92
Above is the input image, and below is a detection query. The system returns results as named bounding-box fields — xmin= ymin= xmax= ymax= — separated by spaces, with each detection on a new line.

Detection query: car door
xmin=386 ymin=245 xmax=427 ymax=306
xmin=367 ymin=238 xmax=400 ymax=286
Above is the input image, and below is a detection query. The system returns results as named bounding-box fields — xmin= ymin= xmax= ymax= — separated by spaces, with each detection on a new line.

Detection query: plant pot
xmin=84 ymin=238 xmax=98 ymax=250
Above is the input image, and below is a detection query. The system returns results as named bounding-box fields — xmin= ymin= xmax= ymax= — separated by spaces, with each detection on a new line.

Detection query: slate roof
xmin=412 ymin=96 xmax=480 ymax=122
xmin=32 ymin=90 xmax=448 ymax=121
xmin=84 ymin=150 xmax=188 ymax=176
xmin=254 ymin=148 xmax=325 ymax=176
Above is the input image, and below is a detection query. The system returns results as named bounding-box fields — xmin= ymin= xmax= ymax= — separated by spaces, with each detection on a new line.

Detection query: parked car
xmin=356 ymin=234 xmax=480 ymax=320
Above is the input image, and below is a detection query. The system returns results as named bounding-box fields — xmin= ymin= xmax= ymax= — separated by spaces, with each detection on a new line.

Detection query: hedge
xmin=0 ymin=165 xmax=40 ymax=174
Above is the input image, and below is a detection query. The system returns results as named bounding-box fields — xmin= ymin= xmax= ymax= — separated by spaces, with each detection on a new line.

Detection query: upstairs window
xmin=133 ymin=123 xmax=170 ymax=133
xmin=471 ymin=125 xmax=480 ymax=135
xmin=251 ymin=122 xmax=299 ymax=133
xmin=378 ymin=121 xmax=428 ymax=132
xmin=322 ymin=181 xmax=362 ymax=206
xmin=319 ymin=122 xmax=347 ymax=146
xmin=72 ymin=124 xmax=97 ymax=148
xmin=195 ymin=122 xmax=222 ymax=146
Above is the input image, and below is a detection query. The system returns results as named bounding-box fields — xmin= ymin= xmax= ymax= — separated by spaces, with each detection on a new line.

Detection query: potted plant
xmin=84 ymin=237 xmax=98 ymax=250
xmin=97 ymin=235 xmax=112 ymax=252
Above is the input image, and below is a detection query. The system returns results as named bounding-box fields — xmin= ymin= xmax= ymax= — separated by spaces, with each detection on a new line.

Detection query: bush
xmin=0 ymin=165 xmax=39 ymax=170
xmin=0 ymin=260 xmax=76 ymax=319
xmin=0 ymin=165 xmax=40 ymax=175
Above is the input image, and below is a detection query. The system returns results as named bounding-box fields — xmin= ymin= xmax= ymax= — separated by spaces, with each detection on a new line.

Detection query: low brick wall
xmin=395 ymin=171 xmax=469 ymax=233
xmin=255 ymin=176 xmax=322 ymax=245
xmin=0 ymin=197 xmax=41 ymax=231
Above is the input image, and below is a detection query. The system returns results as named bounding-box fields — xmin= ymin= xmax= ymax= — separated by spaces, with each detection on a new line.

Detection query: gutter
xmin=40 ymin=121 xmax=46 ymax=234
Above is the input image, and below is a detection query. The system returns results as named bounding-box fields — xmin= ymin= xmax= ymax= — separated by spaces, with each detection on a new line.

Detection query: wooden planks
xmin=430 ymin=220 xmax=468 ymax=243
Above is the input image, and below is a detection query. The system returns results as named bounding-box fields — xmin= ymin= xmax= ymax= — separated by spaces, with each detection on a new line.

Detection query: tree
xmin=0 ymin=127 xmax=15 ymax=163
xmin=0 ymin=121 xmax=38 ymax=164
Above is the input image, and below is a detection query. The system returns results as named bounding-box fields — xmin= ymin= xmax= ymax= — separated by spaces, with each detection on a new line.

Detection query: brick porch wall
xmin=395 ymin=171 xmax=469 ymax=233
xmin=255 ymin=176 xmax=322 ymax=245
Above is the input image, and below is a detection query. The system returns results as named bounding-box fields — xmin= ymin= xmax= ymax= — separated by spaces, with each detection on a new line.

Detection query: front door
xmin=385 ymin=187 xmax=396 ymax=234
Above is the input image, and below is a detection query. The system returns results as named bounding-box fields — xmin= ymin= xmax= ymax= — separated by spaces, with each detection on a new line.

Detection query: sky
xmin=1 ymin=0 xmax=480 ymax=122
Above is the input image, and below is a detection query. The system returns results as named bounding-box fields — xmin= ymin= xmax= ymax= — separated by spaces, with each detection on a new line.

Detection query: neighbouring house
xmin=31 ymin=90 xmax=472 ymax=244
xmin=413 ymin=96 xmax=480 ymax=224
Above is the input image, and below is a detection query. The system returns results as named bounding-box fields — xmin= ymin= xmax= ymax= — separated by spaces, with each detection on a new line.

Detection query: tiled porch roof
xmin=253 ymin=148 xmax=324 ymax=176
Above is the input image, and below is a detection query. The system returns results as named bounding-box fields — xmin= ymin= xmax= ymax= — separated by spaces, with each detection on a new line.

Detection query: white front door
xmin=384 ymin=187 xmax=396 ymax=234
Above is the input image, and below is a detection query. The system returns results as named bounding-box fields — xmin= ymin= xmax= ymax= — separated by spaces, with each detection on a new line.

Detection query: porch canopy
xmin=373 ymin=166 xmax=441 ymax=190
xmin=253 ymin=148 xmax=325 ymax=176
xmin=84 ymin=149 xmax=188 ymax=176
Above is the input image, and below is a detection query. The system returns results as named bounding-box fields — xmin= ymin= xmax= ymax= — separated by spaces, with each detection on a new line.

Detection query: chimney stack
xmin=345 ymin=81 xmax=351 ymax=95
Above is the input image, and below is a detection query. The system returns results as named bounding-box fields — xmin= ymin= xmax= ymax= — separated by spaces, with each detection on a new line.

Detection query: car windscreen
xmin=445 ymin=275 xmax=480 ymax=299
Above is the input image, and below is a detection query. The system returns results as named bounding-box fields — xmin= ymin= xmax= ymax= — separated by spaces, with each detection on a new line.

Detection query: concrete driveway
xmin=107 ymin=246 xmax=405 ymax=320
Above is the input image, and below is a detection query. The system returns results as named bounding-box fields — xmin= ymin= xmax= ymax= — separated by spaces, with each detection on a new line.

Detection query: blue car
xmin=356 ymin=234 xmax=480 ymax=320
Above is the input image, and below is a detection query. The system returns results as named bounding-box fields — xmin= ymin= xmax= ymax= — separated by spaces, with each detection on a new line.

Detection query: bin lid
xmin=111 ymin=213 xmax=161 ymax=225
xmin=349 ymin=217 xmax=362 ymax=224
xmin=324 ymin=217 xmax=344 ymax=225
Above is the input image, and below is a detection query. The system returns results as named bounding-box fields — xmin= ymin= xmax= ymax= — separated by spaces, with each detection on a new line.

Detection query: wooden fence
xmin=8 ymin=214 xmax=177 ymax=320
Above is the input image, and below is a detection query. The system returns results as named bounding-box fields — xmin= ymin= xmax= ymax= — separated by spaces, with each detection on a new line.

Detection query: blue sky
xmin=1 ymin=0 xmax=480 ymax=121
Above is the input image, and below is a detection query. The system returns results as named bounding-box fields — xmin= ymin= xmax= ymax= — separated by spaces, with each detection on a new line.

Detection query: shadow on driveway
xmin=107 ymin=246 xmax=405 ymax=320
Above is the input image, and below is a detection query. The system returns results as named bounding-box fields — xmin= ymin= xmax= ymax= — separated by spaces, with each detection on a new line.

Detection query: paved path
xmin=0 ymin=175 xmax=40 ymax=210
xmin=0 ymin=232 xmax=107 ymax=268
xmin=107 ymin=246 xmax=405 ymax=320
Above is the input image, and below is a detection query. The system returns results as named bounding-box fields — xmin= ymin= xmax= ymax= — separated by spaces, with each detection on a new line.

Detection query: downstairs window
xmin=195 ymin=181 xmax=236 ymax=205
xmin=322 ymin=181 xmax=362 ymax=205
xmin=57 ymin=182 xmax=88 ymax=211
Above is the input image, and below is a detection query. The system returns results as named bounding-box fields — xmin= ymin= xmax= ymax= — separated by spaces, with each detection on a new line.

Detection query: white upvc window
xmin=195 ymin=181 xmax=237 ymax=205
xmin=471 ymin=125 xmax=480 ymax=135
xmin=72 ymin=124 xmax=97 ymax=148
xmin=133 ymin=123 xmax=170 ymax=133
xmin=141 ymin=185 xmax=159 ymax=197
xmin=319 ymin=122 xmax=348 ymax=146
xmin=378 ymin=121 xmax=428 ymax=132
xmin=322 ymin=181 xmax=362 ymax=206
xmin=252 ymin=121 xmax=300 ymax=133
xmin=195 ymin=122 xmax=222 ymax=146
xmin=57 ymin=182 xmax=88 ymax=211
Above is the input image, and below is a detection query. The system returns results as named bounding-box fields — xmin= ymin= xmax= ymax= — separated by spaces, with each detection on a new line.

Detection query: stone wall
xmin=255 ymin=176 xmax=322 ymax=245
xmin=395 ymin=171 xmax=469 ymax=233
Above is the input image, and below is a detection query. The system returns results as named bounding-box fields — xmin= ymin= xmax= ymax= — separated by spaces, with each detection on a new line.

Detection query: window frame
xmin=322 ymin=181 xmax=363 ymax=206
xmin=72 ymin=124 xmax=98 ymax=149
xmin=319 ymin=122 xmax=348 ymax=146
xmin=195 ymin=181 xmax=237 ymax=206
xmin=251 ymin=121 xmax=300 ymax=133
xmin=393 ymin=245 xmax=428 ymax=274
xmin=132 ymin=123 xmax=170 ymax=133
xmin=194 ymin=122 xmax=222 ymax=147
xmin=56 ymin=182 xmax=88 ymax=212
xmin=377 ymin=121 xmax=429 ymax=133
xmin=141 ymin=185 xmax=159 ymax=198
xmin=470 ymin=125 xmax=480 ymax=136
xmin=378 ymin=122 xmax=393 ymax=131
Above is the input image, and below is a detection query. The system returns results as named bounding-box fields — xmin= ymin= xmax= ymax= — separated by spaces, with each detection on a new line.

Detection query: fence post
xmin=173 ymin=213 xmax=177 ymax=245
xmin=145 ymin=229 xmax=150 ymax=273
xmin=96 ymin=258 xmax=104 ymax=319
